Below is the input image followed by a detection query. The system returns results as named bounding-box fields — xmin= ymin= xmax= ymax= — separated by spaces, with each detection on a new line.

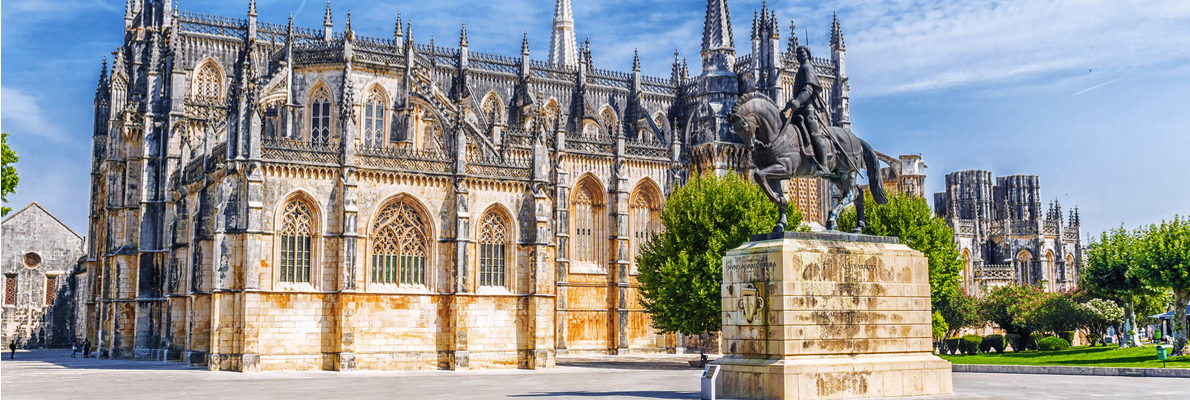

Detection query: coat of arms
xmin=736 ymin=283 xmax=765 ymax=324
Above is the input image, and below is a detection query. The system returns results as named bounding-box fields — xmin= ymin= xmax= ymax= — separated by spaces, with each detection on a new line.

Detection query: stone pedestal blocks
xmin=713 ymin=232 xmax=952 ymax=399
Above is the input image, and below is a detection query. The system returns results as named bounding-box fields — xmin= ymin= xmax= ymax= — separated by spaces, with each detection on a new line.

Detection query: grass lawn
xmin=940 ymin=344 xmax=1190 ymax=368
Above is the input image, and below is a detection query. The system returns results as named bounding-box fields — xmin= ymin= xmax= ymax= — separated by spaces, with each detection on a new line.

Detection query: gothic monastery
xmin=83 ymin=0 xmax=926 ymax=371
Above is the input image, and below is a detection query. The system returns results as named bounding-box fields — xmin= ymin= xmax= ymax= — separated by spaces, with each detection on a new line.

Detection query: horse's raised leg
xmin=768 ymin=177 xmax=789 ymax=233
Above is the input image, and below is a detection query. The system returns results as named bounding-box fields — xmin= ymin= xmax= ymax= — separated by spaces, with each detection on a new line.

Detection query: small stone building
xmin=1 ymin=202 xmax=86 ymax=347
xmin=934 ymin=171 xmax=1083 ymax=296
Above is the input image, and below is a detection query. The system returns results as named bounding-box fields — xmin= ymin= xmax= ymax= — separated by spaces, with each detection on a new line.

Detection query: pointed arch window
xmin=541 ymin=100 xmax=560 ymax=131
xmin=478 ymin=212 xmax=508 ymax=287
xmin=364 ymin=88 xmax=386 ymax=147
xmin=482 ymin=93 xmax=503 ymax=126
xmin=310 ymin=87 xmax=332 ymax=144
xmin=279 ymin=200 xmax=314 ymax=283
xmin=630 ymin=192 xmax=659 ymax=260
xmin=194 ymin=62 xmax=222 ymax=100
xmin=371 ymin=201 xmax=429 ymax=285
xmin=574 ymin=186 xmax=595 ymax=262
xmin=600 ymin=108 xmax=617 ymax=136
xmin=112 ymin=76 xmax=128 ymax=114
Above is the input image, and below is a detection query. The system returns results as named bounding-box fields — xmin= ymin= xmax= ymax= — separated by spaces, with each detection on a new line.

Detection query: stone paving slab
xmin=3 ymin=350 xmax=1189 ymax=400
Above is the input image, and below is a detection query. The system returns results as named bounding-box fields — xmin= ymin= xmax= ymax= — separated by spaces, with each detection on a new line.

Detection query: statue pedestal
xmin=713 ymin=232 xmax=952 ymax=399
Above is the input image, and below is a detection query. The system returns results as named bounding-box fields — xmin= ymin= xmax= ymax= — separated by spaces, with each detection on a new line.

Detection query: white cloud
xmin=0 ymin=87 xmax=68 ymax=141
xmin=772 ymin=0 xmax=1190 ymax=97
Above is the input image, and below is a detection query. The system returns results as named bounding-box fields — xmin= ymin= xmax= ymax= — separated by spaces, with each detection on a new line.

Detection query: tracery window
xmin=481 ymin=93 xmax=503 ymax=126
xmin=4 ymin=275 xmax=16 ymax=305
xmin=600 ymin=108 xmax=617 ymax=136
xmin=112 ymin=76 xmax=128 ymax=113
xmin=310 ymin=87 xmax=331 ymax=144
xmin=364 ymin=88 xmax=386 ymax=147
xmin=630 ymin=193 xmax=658 ymax=260
xmin=278 ymin=200 xmax=314 ymax=283
xmin=540 ymin=100 xmax=560 ymax=131
xmin=574 ymin=186 xmax=595 ymax=262
xmin=371 ymin=201 xmax=429 ymax=285
xmin=45 ymin=275 xmax=57 ymax=306
xmin=194 ymin=62 xmax=222 ymax=100
xmin=478 ymin=212 xmax=508 ymax=287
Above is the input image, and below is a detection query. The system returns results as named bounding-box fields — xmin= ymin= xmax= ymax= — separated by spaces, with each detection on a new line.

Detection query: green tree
xmin=981 ymin=283 xmax=1045 ymax=338
xmin=936 ymin=289 xmax=981 ymax=339
xmin=837 ymin=192 xmax=963 ymax=307
xmin=1082 ymin=226 xmax=1157 ymax=347
xmin=636 ymin=173 xmax=800 ymax=334
xmin=1131 ymin=216 xmax=1190 ymax=355
xmin=1 ymin=133 xmax=18 ymax=216
xmin=1080 ymin=298 xmax=1124 ymax=346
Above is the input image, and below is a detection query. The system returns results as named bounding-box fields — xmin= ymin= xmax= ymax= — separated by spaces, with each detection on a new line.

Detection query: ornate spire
xmin=323 ymin=1 xmax=333 ymax=42
xmin=548 ymin=0 xmax=578 ymax=68
xmin=787 ymin=19 xmax=799 ymax=54
xmin=394 ymin=12 xmax=403 ymax=40
xmin=95 ymin=57 xmax=109 ymax=100
xmin=406 ymin=20 xmax=414 ymax=45
xmin=701 ymin=0 xmax=734 ymax=53
xmin=701 ymin=0 xmax=735 ymax=73
xmin=459 ymin=21 xmax=468 ymax=47
xmin=248 ymin=0 xmax=257 ymax=16
xmin=632 ymin=49 xmax=640 ymax=72
xmin=345 ymin=10 xmax=352 ymax=33
xmin=521 ymin=32 xmax=530 ymax=55
xmin=830 ymin=12 xmax=845 ymax=51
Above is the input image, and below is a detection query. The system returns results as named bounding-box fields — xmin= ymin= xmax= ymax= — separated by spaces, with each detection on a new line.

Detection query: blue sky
xmin=2 ymin=0 xmax=1188 ymax=241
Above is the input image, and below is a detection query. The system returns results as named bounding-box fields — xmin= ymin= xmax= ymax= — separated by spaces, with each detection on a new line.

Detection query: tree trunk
xmin=1122 ymin=300 xmax=1143 ymax=347
xmin=1173 ymin=290 xmax=1189 ymax=356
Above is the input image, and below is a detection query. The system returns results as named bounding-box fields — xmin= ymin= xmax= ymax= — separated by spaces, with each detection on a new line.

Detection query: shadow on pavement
xmin=2 ymin=349 xmax=201 ymax=371
xmin=510 ymin=390 xmax=699 ymax=399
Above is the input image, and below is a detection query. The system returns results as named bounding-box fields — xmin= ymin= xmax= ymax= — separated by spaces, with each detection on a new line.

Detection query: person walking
xmin=8 ymin=341 xmax=16 ymax=359
xmin=82 ymin=339 xmax=90 ymax=358
xmin=71 ymin=341 xmax=79 ymax=358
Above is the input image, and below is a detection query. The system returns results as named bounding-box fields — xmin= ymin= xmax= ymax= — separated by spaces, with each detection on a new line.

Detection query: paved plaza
xmin=1 ymin=350 xmax=1186 ymax=399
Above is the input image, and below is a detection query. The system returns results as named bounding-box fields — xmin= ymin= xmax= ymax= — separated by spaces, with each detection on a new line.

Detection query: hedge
xmin=960 ymin=334 xmax=983 ymax=355
xmin=1006 ymin=333 xmax=1027 ymax=352
xmin=944 ymin=337 xmax=961 ymax=355
xmin=1037 ymin=336 xmax=1072 ymax=352
xmin=1028 ymin=333 xmax=1045 ymax=351
xmin=981 ymin=334 xmax=1005 ymax=353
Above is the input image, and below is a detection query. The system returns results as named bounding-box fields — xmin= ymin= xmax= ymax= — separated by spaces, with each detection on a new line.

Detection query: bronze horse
xmin=730 ymin=92 xmax=887 ymax=233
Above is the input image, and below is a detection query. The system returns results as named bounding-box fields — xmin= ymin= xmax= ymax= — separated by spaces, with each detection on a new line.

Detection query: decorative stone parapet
xmin=713 ymin=232 xmax=952 ymax=399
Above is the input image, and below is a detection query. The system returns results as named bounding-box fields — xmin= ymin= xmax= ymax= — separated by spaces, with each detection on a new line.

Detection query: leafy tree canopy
xmin=1 ymin=133 xmax=19 ymax=216
xmin=636 ymin=173 xmax=799 ymax=334
xmin=1131 ymin=216 xmax=1190 ymax=355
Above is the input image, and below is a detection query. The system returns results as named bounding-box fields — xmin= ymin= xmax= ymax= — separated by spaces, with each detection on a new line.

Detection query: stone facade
xmin=1 ymin=203 xmax=86 ymax=347
xmin=82 ymin=0 xmax=900 ymax=371
xmin=933 ymin=170 xmax=1083 ymax=296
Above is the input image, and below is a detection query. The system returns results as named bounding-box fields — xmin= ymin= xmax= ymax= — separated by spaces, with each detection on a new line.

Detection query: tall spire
xmin=548 ymin=0 xmax=578 ymax=68
xmin=521 ymin=32 xmax=530 ymax=55
xmin=95 ymin=57 xmax=109 ymax=100
xmin=632 ymin=49 xmax=640 ymax=72
xmin=394 ymin=12 xmax=403 ymax=40
xmin=323 ymin=1 xmax=333 ymax=42
xmin=700 ymin=0 xmax=735 ymax=73
xmin=459 ymin=21 xmax=468 ymax=47
xmin=830 ymin=12 xmax=845 ymax=51
xmin=787 ymin=19 xmax=799 ymax=54
xmin=248 ymin=0 xmax=257 ymax=16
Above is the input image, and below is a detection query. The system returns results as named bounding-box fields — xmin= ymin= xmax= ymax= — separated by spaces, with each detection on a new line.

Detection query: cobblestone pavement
xmin=2 ymin=350 xmax=1187 ymax=399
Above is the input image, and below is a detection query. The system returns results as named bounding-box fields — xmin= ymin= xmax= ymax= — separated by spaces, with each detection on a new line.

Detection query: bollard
xmin=700 ymin=364 xmax=720 ymax=400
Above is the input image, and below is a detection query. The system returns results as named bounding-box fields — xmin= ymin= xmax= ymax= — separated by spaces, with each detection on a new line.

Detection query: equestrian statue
xmin=730 ymin=45 xmax=887 ymax=234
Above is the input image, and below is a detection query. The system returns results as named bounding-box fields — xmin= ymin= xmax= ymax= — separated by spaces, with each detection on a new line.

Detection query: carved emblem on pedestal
xmin=737 ymin=283 xmax=765 ymax=324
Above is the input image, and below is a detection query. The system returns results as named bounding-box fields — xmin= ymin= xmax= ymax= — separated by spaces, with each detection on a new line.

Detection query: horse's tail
xmin=861 ymin=139 xmax=888 ymax=205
